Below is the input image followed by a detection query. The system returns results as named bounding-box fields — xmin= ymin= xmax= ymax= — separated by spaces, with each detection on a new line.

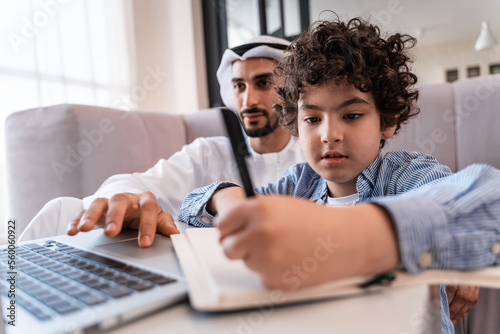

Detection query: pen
xmin=221 ymin=108 xmax=255 ymax=197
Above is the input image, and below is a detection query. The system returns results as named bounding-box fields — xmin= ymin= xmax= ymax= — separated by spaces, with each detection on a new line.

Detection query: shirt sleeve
xmin=177 ymin=181 xmax=240 ymax=227
xmin=382 ymin=151 xmax=454 ymax=194
xmin=177 ymin=164 xmax=304 ymax=226
xmin=369 ymin=164 xmax=500 ymax=273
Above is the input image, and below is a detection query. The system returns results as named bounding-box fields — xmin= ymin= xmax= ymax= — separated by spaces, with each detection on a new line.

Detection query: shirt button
xmin=316 ymin=199 xmax=324 ymax=205
xmin=492 ymin=242 xmax=500 ymax=255
xmin=417 ymin=252 xmax=433 ymax=269
xmin=201 ymin=217 xmax=210 ymax=224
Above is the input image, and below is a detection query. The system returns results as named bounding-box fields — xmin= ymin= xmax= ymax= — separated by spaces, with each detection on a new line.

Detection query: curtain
xmin=0 ymin=0 xmax=135 ymax=233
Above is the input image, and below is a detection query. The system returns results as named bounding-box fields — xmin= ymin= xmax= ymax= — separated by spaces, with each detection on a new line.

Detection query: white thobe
xmin=20 ymin=136 xmax=305 ymax=240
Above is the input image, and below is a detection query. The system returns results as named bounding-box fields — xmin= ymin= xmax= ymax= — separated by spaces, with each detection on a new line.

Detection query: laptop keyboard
xmin=0 ymin=240 xmax=176 ymax=321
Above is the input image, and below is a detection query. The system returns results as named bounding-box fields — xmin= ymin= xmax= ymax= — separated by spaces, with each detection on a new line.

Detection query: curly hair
xmin=275 ymin=16 xmax=419 ymax=143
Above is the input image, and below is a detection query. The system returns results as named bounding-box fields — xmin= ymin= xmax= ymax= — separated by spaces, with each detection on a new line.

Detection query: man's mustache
xmin=240 ymin=108 xmax=268 ymax=117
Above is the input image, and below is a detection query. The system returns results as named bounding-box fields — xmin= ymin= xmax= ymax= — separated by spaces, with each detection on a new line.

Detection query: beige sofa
xmin=5 ymin=74 xmax=500 ymax=333
xmin=5 ymin=105 xmax=225 ymax=233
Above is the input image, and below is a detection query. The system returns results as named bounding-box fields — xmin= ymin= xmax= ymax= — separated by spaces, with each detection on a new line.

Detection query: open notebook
xmin=171 ymin=227 xmax=500 ymax=312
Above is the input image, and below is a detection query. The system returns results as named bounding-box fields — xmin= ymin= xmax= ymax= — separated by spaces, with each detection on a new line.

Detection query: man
xmin=20 ymin=35 xmax=305 ymax=247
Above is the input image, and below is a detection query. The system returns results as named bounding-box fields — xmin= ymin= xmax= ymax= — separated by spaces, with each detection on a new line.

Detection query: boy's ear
xmin=382 ymin=124 xmax=397 ymax=139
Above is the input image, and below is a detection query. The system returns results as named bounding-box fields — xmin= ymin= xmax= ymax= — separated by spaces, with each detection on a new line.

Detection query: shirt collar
xmin=311 ymin=177 xmax=329 ymax=202
xmin=308 ymin=152 xmax=384 ymax=203
xmin=356 ymin=152 xmax=384 ymax=198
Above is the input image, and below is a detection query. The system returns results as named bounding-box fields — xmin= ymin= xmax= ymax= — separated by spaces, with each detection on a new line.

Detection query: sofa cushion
xmin=452 ymin=74 xmax=500 ymax=170
xmin=384 ymin=82 xmax=457 ymax=172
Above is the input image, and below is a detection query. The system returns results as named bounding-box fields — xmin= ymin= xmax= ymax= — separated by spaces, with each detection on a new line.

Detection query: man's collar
xmin=247 ymin=135 xmax=296 ymax=157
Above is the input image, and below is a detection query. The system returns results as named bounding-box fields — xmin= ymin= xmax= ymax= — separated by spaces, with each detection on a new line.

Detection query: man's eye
xmin=233 ymin=83 xmax=244 ymax=90
xmin=304 ymin=117 xmax=320 ymax=124
xmin=258 ymin=80 xmax=272 ymax=88
xmin=344 ymin=113 xmax=361 ymax=120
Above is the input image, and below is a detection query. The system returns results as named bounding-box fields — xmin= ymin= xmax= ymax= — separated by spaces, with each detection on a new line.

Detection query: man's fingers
xmin=105 ymin=193 xmax=136 ymax=237
xmin=137 ymin=193 xmax=161 ymax=247
xmin=68 ymin=192 xmax=173 ymax=248
xmin=156 ymin=211 xmax=180 ymax=236
xmin=77 ymin=198 xmax=108 ymax=232
xmin=67 ymin=210 xmax=85 ymax=235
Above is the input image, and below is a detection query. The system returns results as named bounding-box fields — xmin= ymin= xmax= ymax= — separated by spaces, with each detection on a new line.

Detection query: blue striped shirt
xmin=178 ymin=150 xmax=500 ymax=334
xmin=179 ymin=150 xmax=500 ymax=272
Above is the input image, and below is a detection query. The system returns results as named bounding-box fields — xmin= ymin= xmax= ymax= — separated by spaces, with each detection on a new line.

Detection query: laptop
xmin=0 ymin=108 xmax=243 ymax=333
xmin=0 ymin=228 xmax=187 ymax=334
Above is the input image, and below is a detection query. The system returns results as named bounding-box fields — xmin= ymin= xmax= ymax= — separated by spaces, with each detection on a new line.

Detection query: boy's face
xmin=297 ymin=83 xmax=396 ymax=197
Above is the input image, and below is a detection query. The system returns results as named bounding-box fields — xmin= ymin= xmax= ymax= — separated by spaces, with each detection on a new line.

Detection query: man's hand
xmin=66 ymin=192 xmax=179 ymax=247
xmin=446 ymin=284 xmax=480 ymax=324
xmin=216 ymin=196 xmax=399 ymax=290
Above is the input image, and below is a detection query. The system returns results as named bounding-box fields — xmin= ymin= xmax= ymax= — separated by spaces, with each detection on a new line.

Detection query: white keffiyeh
xmin=216 ymin=35 xmax=290 ymax=112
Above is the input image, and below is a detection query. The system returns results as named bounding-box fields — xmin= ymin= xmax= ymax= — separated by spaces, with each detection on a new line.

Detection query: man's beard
xmin=239 ymin=108 xmax=279 ymax=138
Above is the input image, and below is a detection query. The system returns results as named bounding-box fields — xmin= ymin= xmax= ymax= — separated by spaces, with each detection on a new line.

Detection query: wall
xmin=131 ymin=0 xmax=208 ymax=114
xmin=414 ymin=39 xmax=500 ymax=85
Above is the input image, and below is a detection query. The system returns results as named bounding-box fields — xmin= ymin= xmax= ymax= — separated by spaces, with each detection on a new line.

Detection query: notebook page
xmin=174 ymin=227 xmax=500 ymax=311
xmin=185 ymin=228 xmax=267 ymax=298
xmin=177 ymin=228 xmax=382 ymax=310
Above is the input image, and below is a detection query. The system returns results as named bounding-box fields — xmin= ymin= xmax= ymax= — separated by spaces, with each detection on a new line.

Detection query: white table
xmin=107 ymin=283 xmax=441 ymax=334
xmin=103 ymin=224 xmax=442 ymax=334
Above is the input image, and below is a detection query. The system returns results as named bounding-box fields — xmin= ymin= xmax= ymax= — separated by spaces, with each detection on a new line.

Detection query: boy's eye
xmin=304 ymin=117 xmax=320 ymax=124
xmin=344 ymin=113 xmax=362 ymax=120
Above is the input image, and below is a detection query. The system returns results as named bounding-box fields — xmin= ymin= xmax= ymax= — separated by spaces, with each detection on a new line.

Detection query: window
xmin=467 ymin=66 xmax=480 ymax=78
xmin=0 ymin=0 xmax=134 ymax=226
xmin=446 ymin=69 xmax=459 ymax=82
xmin=490 ymin=63 xmax=500 ymax=74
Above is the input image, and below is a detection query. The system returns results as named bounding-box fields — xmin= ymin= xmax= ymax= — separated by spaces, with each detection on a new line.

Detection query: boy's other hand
xmin=66 ymin=192 xmax=179 ymax=247
xmin=207 ymin=186 xmax=247 ymax=216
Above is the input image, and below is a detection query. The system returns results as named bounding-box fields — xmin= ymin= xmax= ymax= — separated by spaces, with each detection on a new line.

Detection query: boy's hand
xmin=66 ymin=192 xmax=179 ymax=247
xmin=216 ymin=196 xmax=399 ymax=290
xmin=206 ymin=186 xmax=247 ymax=216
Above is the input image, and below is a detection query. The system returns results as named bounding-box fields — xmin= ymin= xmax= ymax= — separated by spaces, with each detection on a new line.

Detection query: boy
xmin=178 ymin=17 xmax=500 ymax=333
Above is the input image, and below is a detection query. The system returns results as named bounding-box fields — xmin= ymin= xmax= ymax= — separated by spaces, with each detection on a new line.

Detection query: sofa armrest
xmin=5 ymin=104 xmax=187 ymax=234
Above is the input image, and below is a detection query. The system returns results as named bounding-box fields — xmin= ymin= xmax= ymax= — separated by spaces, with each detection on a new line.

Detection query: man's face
xmin=231 ymin=58 xmax=280 ymax=137
xmin=297 ymin=83 xmax=396 ymax=197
